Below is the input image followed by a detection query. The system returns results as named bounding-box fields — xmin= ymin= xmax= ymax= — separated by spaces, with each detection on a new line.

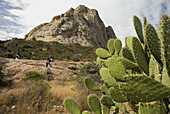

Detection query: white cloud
xmin=1 ymin=0 xmax=170 ymax=45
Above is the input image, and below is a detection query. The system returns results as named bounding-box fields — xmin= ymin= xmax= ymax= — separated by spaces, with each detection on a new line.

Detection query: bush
xmin=24 ymin=71 xmax=45 ymax=81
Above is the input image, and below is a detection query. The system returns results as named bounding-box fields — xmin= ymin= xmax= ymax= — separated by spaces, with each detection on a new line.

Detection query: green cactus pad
xmin=64 ymin=98 xmax=81 ymax=114
xmin=106 ymin=58 xmax=126 ymax=81
xmin=162 ymin=66 xmax=170 ymax=88
xmin=82 ymin=111 xmax=91 ymax=114
xmin=107 ymin=39 xmax=115 ymax=55
xmin=117 ymin=57 xmax=140 ymax=71
xmin=149 ymin=55 xmax=157 ymax=77
xmin=145 ymin=23 xmax=162 ymax=66
xmin=87 ymin=94 xmax=101 ymax=114
xmin=122 ymin=47 xmax=135 ymax=62
xmin=120 ymin=74 xmax=170 ymax=102
xmin=114 ymin=39 xmax=122 ymax=55
xmin=133 ymin=15 xmax=144 ymax=44
xmin=160 ymin=14 xmax=170 ymax=76
xmin=138 ymin=102 xmax=166 ymax=114
xmin=96 ymin=48 xmax=111 ymax=59
xmin=101 ymin=105 xmax=110 ymax=114
xmin=100 ymin=68 xmax=118 ymax=87
xmin=84 ymin=77 xmax=100 ymax=91
xmin=125 ymin=36 xmax=135 ymax=51
xmin=100 ymin=95 xmax=115 ymax=107
xmin=100 ymin=84 xmax=109 ymax=95
xmin=108 ymin=87 xmax=128 ymax=103
xmin=131 ymin=37 xmax=149 ymax=75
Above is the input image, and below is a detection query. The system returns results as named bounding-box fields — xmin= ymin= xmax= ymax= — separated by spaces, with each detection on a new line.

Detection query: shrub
xmin=24 ymin=71 xmax=45 ymax=81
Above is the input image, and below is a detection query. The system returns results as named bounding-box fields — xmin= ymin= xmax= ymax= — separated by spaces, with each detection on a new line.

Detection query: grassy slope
xmin=0 ymin=38 xmax=97 ymax=61
xmin=0 ymin=39 xmax=102 ymax=113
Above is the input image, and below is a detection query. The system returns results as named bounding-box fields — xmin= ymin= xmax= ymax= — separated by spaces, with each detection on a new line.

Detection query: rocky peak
xmin=25 ymin=5 xmax=117 ymax=48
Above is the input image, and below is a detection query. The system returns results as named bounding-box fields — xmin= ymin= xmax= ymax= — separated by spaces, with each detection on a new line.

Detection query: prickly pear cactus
xmin=64 ymin=14 xmax=170 ymax=114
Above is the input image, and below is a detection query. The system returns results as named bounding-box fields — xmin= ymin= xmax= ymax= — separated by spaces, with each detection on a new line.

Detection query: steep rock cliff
xmin=25 ymin=5 xmax=117 ymax=48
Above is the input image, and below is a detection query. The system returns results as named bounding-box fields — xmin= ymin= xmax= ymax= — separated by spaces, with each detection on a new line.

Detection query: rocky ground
xmin=0 ymin=57 xmax=86 ymax=82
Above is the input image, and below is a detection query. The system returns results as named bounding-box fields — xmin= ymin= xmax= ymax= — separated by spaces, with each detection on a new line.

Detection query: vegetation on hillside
xmin=0 ymin=39 xmax=97 ymax=61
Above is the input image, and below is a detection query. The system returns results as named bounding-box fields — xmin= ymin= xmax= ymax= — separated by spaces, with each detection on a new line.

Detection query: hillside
xmin=0 ymin=38 xmax=97 ymax=61
xmin=0 ymin=57 xmax=102 ymax=113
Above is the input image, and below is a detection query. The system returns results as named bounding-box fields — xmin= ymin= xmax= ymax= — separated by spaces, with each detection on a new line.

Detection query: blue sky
xmin=0 ymin=0 xmax=170 ymax=44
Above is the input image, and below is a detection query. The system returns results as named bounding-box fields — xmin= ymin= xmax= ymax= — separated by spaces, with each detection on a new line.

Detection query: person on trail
xmin=46 ymin=57 xmax=52 ymax=68
xmin=16 ymin=50 xmax=20 ymax=58
xmin=15 ymin=50 xmax=20 ymax=61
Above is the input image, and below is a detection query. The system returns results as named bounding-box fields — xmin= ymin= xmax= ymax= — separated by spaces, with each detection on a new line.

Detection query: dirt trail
xmin=0 ymin=57 xmax=86 ymax=82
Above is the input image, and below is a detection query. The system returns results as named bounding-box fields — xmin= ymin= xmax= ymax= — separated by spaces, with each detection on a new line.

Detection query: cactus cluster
xmin=64 ymin=14 xmax=170 ymax=114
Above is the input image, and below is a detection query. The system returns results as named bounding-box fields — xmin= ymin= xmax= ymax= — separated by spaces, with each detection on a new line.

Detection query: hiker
xmin=15 ymin=50 xmax=20 ymax=61
xmin=16 ymin=50 xmax=20 ymax=58
xmin=46 ymin=57 xmax=52 ymax=68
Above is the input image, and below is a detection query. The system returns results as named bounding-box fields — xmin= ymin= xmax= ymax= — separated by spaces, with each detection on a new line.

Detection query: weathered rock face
xmin=25 ymin=5 xmax=117 ymax=48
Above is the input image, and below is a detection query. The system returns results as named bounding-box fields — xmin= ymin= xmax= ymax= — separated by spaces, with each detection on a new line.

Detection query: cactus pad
xmin=149 ymin=55 xmax=157 ymax=77
xmin=107 ymin=39 xmax=115 ymax=55
xmin=162 ymin=66 xmax=170 ymax=88
xmin=122 ymin=47 xmax=135 ymax=62
xmin=108 ymin=87 xmax=128 ymax=103
xmin=125 ymin=36 xmax=135 ymax=51
xmin=64 ymin=98 xmax=81 ymax=114
xmin=84 ymin=77 xmax=100 ymax=91
xmin=132 ymin=37 xmax=149 ymax=75
xmin=96 ymin=48 xmax=111 ymax=59
xmin=114 ymin=39 xmax=122 ymax=55
xmin=100 ymin=68 xmax=118 ymax=87
xmin=138 ymin=102 xmax=166 ymax=114
xmin=100 ymin=84 xmax=109 ymax=95
xmin=133 ymin=15 xmax=144 ymax=43
xmin=160 ymin=14 xmax=170 ymax=76
xmin=101 ymin=105 xmax=110 ymax=114
xmin=87 ymin=94 xmax=101 ymax=114
xmin=100 ymin=95 xmax=115 ymax=107
xmin=120 ymin=74 xmax=170 ymax=102
xmin=145 ymin=23 xmax=162 ymax=66
xmin=117 ymin=57 xmax=140 ymax=71
xmin=106 ymin=58 xmax=126 ymax=81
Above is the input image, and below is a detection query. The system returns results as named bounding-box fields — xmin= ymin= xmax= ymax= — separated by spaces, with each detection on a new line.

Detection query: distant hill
xmin=0 ymin=38 xmax=97 ymax=61
xmin=25 ymin=5 xmax=117 ymax=48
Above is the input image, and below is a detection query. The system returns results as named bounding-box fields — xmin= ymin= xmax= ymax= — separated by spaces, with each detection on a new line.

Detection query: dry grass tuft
xmin=49 ymin=80 xmax=85 ymax=100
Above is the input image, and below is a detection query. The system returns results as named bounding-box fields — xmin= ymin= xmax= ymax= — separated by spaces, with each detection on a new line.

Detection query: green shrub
xmin=24 ymin=71 xmax=45 ymax=81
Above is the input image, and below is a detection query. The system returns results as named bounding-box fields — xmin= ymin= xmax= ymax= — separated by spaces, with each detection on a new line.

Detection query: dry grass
xmin=49 ymin=80 xmax=86 ymax=100
xmin=0 ymin=88 xmax=25 ymax=104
